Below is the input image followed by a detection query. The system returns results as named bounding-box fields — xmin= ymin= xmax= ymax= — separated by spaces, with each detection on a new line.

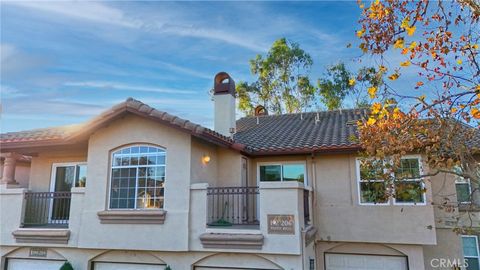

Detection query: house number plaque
xmin=267 ymin=214 xmax=295 ymax=235
xmin=29 ymin=247 xmax=47 ymax=258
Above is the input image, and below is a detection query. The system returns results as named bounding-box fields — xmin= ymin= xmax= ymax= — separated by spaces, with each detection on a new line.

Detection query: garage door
xmin=7 ymin=259 xmax=65 ymax=270
xmin=94 ymin=262 xmax=165 ymax=270
xmin=195 ymin=268 xmax=267 ymax=270
xmin=325 ymin=254 xmax=408 ymax=270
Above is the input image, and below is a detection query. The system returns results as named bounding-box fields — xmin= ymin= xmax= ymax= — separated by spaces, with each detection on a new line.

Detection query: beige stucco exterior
xmin=0 ymin=111 xmax=477 ymax=270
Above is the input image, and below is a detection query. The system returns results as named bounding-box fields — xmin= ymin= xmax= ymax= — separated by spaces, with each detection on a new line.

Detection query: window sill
xmin=199 ymin=232 xmax=264 ymax=250
xmin=97 ymin=210 xmax=166 ymax=224
xmin=13 ymin=229 xmax=70 ymax=244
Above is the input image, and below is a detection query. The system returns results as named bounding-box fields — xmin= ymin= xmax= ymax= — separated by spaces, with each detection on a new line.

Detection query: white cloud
xmin=0 ymin=43 xmax=49 ymax=76
xmin=5 ymin=1 xmax=266 ymax=51
xmin=4 ymin=1 xmax=140 ymax=28
xmin=64 ymin=81 xmax=197 ymax=94
xmin=155 ymin=60 xmax=212 ymax=79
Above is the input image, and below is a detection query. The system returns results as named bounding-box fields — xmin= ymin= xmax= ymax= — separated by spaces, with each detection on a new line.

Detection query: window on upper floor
xmin=109 ymin=145 xmax=166 ymax=209
xmin=356 ymin=156 xmax=425 ymax=205
xmin=259 ymin=163 xmax=306 ymax=184
xmin=462 ymin=235 xmax=480 ymax=270
xmin=455 ymin=166 xmax=473 ymax=204
xmin=358 ymin=159 xmax=389 ymax=205
xmin=394 ymin=157 xmax=425 ymax=204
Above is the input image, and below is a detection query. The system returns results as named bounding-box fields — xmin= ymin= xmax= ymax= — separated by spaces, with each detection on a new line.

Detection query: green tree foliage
xmin=59 ymin=262 xmax=74 ymax=270
xmin=237 ymin=38 xmax=316 ymax=115
xmin=317 ymin=63 xmax=383 ymax=110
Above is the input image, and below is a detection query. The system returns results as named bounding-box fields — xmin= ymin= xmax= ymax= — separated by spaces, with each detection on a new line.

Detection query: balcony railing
xmin=22 ymin=191 xmax=72 ymax=228
xmin=207 ymin=186 xmax=259 ymax=227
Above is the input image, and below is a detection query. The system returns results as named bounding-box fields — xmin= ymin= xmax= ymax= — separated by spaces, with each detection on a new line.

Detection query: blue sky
xmin=1 ymin=1 xmax=367 ymax=132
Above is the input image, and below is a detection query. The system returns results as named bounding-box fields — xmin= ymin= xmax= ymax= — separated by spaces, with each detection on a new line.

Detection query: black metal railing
xmin=304 ymin=189 xmax=311 ymax=226
xmin=22 ymin=192 xmax=72 ymax=228
xmin=207 ymin=186 xmax=259 ymax=226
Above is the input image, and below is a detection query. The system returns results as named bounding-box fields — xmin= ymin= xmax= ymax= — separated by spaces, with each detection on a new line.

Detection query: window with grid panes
xmin=109 ymin=145 xmax=166 ymax=209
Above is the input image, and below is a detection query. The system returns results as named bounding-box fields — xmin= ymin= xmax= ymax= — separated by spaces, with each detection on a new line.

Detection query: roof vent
xmin=214 ymin=72 xmax=235 ymax=96
xmin=254 ymin=105 xmax=268 ymax=116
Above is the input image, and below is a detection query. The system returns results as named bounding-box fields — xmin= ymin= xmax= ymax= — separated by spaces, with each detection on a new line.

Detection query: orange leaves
xmin=368 ymin=86 xmax=377 ymax=99
xmin=416 ymin=81 xmax=424 ymax=87
xmin=400 ymin=60 xmax=411 ymax=67
xmin=371 ymin=102 xmax=382 ymax=114
xmin=471 ymin=108 xmax=480 ymax=119
xmin=357 ymin=29 xmax=366 ymax=37
xmin=367 ymin=117 xmax=377 ymax=125
xmin=394 ymin=38 xmax=405 ymax=49
xmin=388 ymin=73 xmax=400 ymax=80
xmin=405 ymin=25 xmax=416 ymax=36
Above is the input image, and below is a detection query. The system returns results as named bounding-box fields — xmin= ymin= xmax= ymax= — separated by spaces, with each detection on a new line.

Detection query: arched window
xmin=109 ymin=145 xmax=166 ymax=209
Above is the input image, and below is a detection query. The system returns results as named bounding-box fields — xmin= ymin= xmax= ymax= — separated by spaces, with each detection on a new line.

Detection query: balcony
xmin=206 ymin=186 xmax=259 ymax=229
xmin=22 ymin=191 xmax=71 ymax=228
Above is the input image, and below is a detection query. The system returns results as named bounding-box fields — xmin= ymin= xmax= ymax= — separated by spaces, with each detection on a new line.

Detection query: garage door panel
xmin=94 ymin=262 xmax=165 ymax=270
xmin=7 ymin=259 xmax=65 ymax=270
xmin=325 ymin=254 xmax=407 ymax=270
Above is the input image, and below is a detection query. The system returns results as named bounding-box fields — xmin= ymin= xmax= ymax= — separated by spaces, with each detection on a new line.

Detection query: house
xmin=0 ymin=72 xmax=477 ymax=270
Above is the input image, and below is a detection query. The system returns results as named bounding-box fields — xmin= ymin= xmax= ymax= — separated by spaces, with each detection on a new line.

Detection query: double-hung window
xmin=259 ymin=163 xmax=306 ymax=184
xmin=455 ymin=166 xmax=472 ymax=204
xmin=394 ymin=157 xmax=425 ymax=204
xmin=462 ymin=235 xmax=480 ymax=270
xmin=109 ymin=145 xmax=166 ymax=209
xmin=357 ymin=159 xmax=388 ymax=204
xmin=357 ymin=155 xmax=425 ymax=205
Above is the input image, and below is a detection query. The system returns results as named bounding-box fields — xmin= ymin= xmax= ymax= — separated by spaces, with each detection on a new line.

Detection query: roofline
xmin=245 ymin=145 xmax=362 ymax=156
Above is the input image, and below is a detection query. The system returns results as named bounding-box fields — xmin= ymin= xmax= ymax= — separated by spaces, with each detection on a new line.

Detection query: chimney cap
xmin=214 ymin=72 xmax=235 ymax=96
xmin=254 ymin=105 xmax=268 ymax=116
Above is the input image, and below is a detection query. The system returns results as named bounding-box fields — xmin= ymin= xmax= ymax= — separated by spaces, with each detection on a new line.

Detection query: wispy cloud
xmin=4 ymin=1 xmax=266 ymax=51
xmin=0 ymin=43 xmax=49 ymax=77
xmin=64 ymin=81 xmax=197 ymax=94
xmin=4 ymin=1 xmax=140 ymax=28
xmin=155 ymin=60 xmax=212 ymax=79
xmin=3 ymin=98 xmax=106 ymax=117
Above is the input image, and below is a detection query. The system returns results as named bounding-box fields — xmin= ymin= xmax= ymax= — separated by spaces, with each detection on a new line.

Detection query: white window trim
xmin=49 ymin=162 xmax=87 ymax=192
xmin=356 ymin=154 xmax=427 ymax=206
xmin=456 ymin=175 xmax=473 ymax=205
xmin=392 ymin=154 xmax=426 ymax=206
xmin=355 ymin=158 xmax=389 ymax=206
xmin=257 ymin=161 xmax=308 ymax=186
xmin=462 ymin=235 xmax=480 ymax=265
xmin=107 ymin=144 xmax=167 ymax=211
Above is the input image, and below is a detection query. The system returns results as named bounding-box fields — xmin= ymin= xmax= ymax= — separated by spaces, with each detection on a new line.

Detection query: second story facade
xmin=1 ymin=73 xmax=478 ymax=270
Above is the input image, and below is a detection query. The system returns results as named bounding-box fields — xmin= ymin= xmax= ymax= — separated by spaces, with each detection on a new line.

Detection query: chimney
xmin=213 ymin=72 xmax=236 ymax=136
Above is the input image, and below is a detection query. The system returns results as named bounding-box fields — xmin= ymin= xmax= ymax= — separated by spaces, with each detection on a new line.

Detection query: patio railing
xmin=22 ymin=191 xmax=71 ymax=228
xmin=207 ymin=186 xmax=259 ymax=226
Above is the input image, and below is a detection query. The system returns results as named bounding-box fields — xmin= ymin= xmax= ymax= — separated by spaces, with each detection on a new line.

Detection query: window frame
xmin=257 ymin=161 xmax=308 ymax=186
xmin=107 ymin=144 xmax=167 ymax=211
xmin=49 ymin=162 xmax=87 ymax=192
xmin=355 ymin=158 xmax=390 ymax=206
xmin=392 ymin=155 xmax=426 ymax=206
xmin=462 ymin=235 xmax=480 ymax=269
xmin=356 ymin=154 xmax=426 ymax=206
xmin=456 ymin=178 xmax=473 ymax=205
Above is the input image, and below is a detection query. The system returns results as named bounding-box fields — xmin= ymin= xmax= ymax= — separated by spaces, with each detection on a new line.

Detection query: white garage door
xmin=195 ymin=266 xmax=266 ymax=270
xmin=325 ymin=254 xmax=408 ymax=270
xmin=7 ymin=259 xmax=65 ymax=270
xmin=94 ymin=262 xmax=165 ymax=270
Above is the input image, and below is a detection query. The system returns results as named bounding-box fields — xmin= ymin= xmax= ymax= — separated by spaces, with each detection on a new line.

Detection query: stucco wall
xmin=28 ymin=149 xmax=88 ymax=191
xmin=76 ymin=114 xmax=192 ymax=251
xmin=313 ymin=153 xmax=436 ymax=245
xmin=190 ymin=138 xmax=218 ymax=185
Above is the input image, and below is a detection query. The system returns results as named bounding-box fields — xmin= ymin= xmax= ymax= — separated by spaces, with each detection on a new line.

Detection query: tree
xmin=354 ymin=0 xmax=480 ymax=231
xmin=237 ymin=38 xmax=316 ymax=115
xmin=317 ymin=63 xmax=382 ymax=110
xmin=60 ymin=262 xmax=74 ymax=270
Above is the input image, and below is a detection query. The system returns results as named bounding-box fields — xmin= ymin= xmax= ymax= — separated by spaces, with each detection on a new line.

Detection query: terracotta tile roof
xmin=234 ymin=109 xmax=368 ymax=153
xmin=0 ymin=98 xmax=239 ymax=151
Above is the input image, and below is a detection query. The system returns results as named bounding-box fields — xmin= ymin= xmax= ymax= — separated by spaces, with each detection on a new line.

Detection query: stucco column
xmin=1 ymin=152 xmax=21 ymax=185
